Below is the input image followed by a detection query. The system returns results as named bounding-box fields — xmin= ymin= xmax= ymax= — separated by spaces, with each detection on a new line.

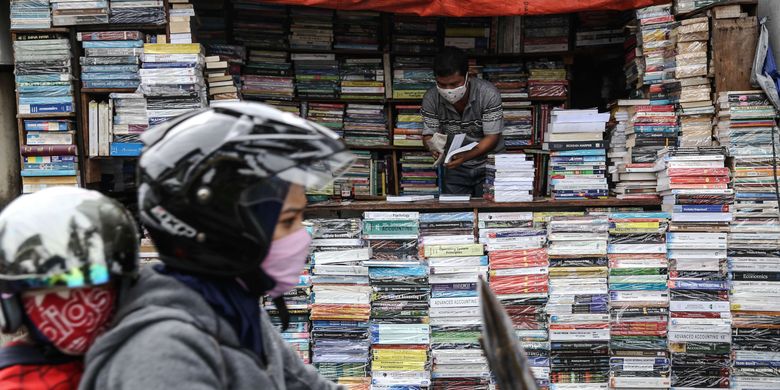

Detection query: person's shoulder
xmin=474 ymin=77 xmax=501 ymax=98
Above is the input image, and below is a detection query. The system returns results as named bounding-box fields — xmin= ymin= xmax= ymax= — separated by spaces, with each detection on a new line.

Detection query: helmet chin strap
xmin=271 ymin=296 xmax=290 ymax=331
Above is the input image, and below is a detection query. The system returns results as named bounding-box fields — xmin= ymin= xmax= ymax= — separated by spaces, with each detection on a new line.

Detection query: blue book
xmin=19 ymin=96 xmax=73 ymax=105
xmin=81 ymin=65 xmax=140 ymax=73
xmin=142 ymin=62 xmax=201 ymax=69
xmin=82 ymin=80 xmax=140 ymax=89
xmin=19 ymin=102 xmax=74 ymax=114
xmin=672 ymin=205 xmax=728 ymax=213
xmin=23 ymin=120 xmax=71 ymax=131
xmin=552 ymin=149 xmax=606 ymax=156
xmin=81 ymin=72 xmax=140 ymax=81
xmin=110 ymin=142 xmax=143 ymax=156
xmin=16 ymin=75 xmax=69 ymax=83
xmin=21 ymin=169 xmax=78 ymax=177
xmin=24 ymin=162 xmax=77 ymax=170
xmin=82 ymin=40 xmax=144 ymax=48
xmin=609 ymin=212 xmax=671 ymax=219
xmin=17 ymin=85 xmax=73 ymax=95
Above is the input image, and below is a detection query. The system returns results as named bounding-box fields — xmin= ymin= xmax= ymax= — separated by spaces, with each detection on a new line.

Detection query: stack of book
xmin=638 ymin=5 xmax=676 ymax=86
xmin=289 ymin=7 xmax=333 ymax=51
xmin=423 ymin=218 xmax=488 ymax=388
xmin=502 ymin=102 xmax=534 ymax=147
xmin=264 ymin=257 xmax=311 ymax=363
xmin=78 ymin=31 xmax=143 ymax=90
xmin=626 ymin=103 xmax=679 ymax=165
xmin=305 ymin=103 xmax=345 ymax=135
xmin=482 ymin=62 xmax=528 ymax=100
xmin=204 ymin=55 xmax=238 ymax=102
xmin=494 ymin=16 xmax=524 ymax=54
xmin=656 ymin=147 xmax=732 ymax=390
xmin=392 ymin=15 xmax=439 ymax=55
xmin=336 ymin=150 xmax=386 ymax=198
xmin=231 ymin=1 xmax=288 ymax=50
xmin=623 ymin=18 xmax=643 ymax=93
xmin=294 ymin=53 xmax=339 ymax=99
xmin=309 ymin=218 xmax=372 ymax=386
xmin=363 ymin=211 xmax=428 ymax=389
xmin=334 ymin=10 xmax=380 ymax=51
xmin=607 ymin=212 xmax=672 ymax=389
xmin=443 ymin=17 xmax=491 ymax=54
xmin=480 ymin=211 xmax=551 ymax=389
xmin=343 ymin=104 xmax=388 ymax=147
xmin=546 ymin=215 xmax=611 ymax=388
xmin=523 ymin=15 xmax=570 ymax=53
xmin=609 ymin=99 xmax=664 ymax=200
xmin=86 ymin=98 xmax=110 ymax=158
xmin=107 ymin=93 xmax=147 ymax=157
xmin=242 ymin=50 xmax=294 ymax=101
xmin=50 ymin=0 xmax=108 ymax=26
xmin=264 ymin=100 xmax=300 ymax=116
xmin=10 ymin=0 xmax=51 ymax=29
xmin=484 ymin=153 xmax=534 ymax=202
xmin=716 ymin=90 xmax=779 ymax=158
xmin=392 ymin=56 xmax=435 ymax=100
xmin=575 ymin=11 xmax=626 ymax=47
xmin=527 ymin=60 xmax=568 ymax=99
xmin=545 ymin=108 xmax=609 ymax=200
xmin=20 ymin=119 xmax=78 ymax=193
xmin=340 ymin=58 xmax=385 ymax=100
xmin=14 ymin=32 xmax=74 ymax=115
xmin=676 ymin=17 xmax=714 ymax=147
xmin=191 ymin=0 xmax=227 ymax=43
xmin=168 ymin=0 xmax=196 ymax=44
xmin=393 ymin=105 xmax=423 ymax=147
xmin=109 ymin=0 xmax=166 ymax=25
xmin=399 ymin=152 xmax=438 ymax=196
xmin=675 ymin=0 xmax=724 ymax=14
xmin=140 ymin=43 xmax=207 ymax=126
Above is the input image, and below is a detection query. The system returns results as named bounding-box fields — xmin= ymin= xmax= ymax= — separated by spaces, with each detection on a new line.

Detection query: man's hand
xmin=432 ymin=151 xmax=441 ymax=160
xmin=445 ymin=153 xmax=466 ymax=169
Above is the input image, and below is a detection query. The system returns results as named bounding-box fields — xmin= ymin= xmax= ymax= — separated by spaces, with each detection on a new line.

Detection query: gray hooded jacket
xmin=79 ymin=267 xmax=343 ymax=390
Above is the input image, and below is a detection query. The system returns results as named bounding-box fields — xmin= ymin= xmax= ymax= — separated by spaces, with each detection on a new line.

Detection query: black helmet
xmin=0 ymin=187 xmax=139 ymax=331
xmin=137 ymin=101 xmax=353 ymax=281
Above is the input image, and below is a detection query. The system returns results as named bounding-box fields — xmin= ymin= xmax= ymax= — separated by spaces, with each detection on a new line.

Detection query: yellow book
xmin=394 ymin=140 xmax=424 ymax=147
xmin=533 ymin=212 xmax=584 ymax=223
xmin=614 ymin=222 xmax=660 ymax=229
xmin=397 ymin=114 xmax=422 ymax=122
xmin=393 ymin=90 xmax=426 ymax=99
xmin=372 ymin=350 xmax=428 ymax=360
xmin=143 ymin=43 xmax=202 ymax=54
xmin=424 ymin=244 xmax=484 ymax=258
xmin=371 ymin=361 xmax=427 ymax=371
xmin=341 ymin=80 xmax=384 ymax=87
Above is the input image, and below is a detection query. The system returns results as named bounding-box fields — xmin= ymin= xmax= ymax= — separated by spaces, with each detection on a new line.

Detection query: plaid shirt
xmin=421 ymin=77 xmax=504 ymax=167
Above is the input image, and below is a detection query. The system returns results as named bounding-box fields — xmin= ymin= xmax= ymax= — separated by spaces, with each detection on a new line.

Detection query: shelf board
xmin=17 ymin=112 xmax=76 ymax=119
xmin=294 ymin=97 xmax=387 ymax=104
xmin=89 ymin=156 xmax=140 ymax=160
xmin=305 ymin=197 xmax=662 ymax=212
xmin=81 ymin=88 xmax=139 ymax=94
xmin=284 ymin=48 xmax=387 ymax=56
xmin=10 ymin=28 xmax=70 ymax=34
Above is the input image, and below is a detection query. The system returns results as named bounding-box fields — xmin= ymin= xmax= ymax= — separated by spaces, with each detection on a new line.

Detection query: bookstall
xmin=8 ymin=0 xmax=780 ymax=389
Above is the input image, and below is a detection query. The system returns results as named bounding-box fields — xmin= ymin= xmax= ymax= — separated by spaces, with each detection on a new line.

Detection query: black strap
xmin=0 ymin=345 xmax=77 ymax=370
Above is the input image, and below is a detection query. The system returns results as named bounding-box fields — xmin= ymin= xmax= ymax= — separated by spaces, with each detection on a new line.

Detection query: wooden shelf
xmin=10 ymin=28 xmax=69 ymax=34
xmin=81 ymin=88 xmax=139 ymax=94
xmin=305 ymin=197 xmax=662 ymax=212
xmin=294 ymin=97 xmax=387 ymax=103
xmin=17 ymin=112 xmax=76 ymax=119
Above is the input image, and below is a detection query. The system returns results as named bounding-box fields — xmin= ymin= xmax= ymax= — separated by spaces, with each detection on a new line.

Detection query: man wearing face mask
xmin=422 ymin=46 xmax=505 ymax=197
xmin=79 ymin=102 xmax=354 ymax=390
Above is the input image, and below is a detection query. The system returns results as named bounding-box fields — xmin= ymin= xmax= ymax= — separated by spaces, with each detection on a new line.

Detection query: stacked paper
xmin=109 ymin=0 xmax=165 ymax=25
xmin=675 ymin=17 xmax=714 ymax=147
xmin=484 ymin=153 xmax=534 ymax=202
xmin=608 ymin=212 xmax=672 ymax=390
xmin=480 ymin=212 xmax=550 ymax=389
xmin=14 ymin=33 xmax=74 ymax=115
xmin=10 ymin=0 xmax=51 ymax=29
xmin=293 ymin=53 xmax=339 ymax=99
xmin=140 ymin=43 xmax=207 ymax=126
xmin=343 ymin=104 xmax=388 ymax=147
xmin=50 ymin=0 xmax=108 ymax=26
xmin=392 ymin=56 xmax=434 ymax=100
xmin=547 ymin=215 xmax=611 ymax=388
xmin=545 ymin=109 xmax=609 ymax=200
xmin=363 ymin=211 xmax=429 ymax=389
xmin=656 ymin=147 xmax=732 ymax=390
xmin=309 ymin=218 xmax=371 ymax=387
xmin=78 ymin=31 xmax=143 ymax=90
xmin=393 ymin=105 xmax=423 ymax=147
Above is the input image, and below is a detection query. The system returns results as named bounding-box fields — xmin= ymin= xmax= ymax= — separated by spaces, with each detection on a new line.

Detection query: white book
xmin=88 ymin=100 xmax=98 ymax=157
xmin=549 ymin=121 xmax=608 ymax=133
xmin=98 ymin=101 xmax=110 ymax=157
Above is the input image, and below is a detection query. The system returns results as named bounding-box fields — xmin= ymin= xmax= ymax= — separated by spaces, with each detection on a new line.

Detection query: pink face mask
xmin=261 ymin=228 xmax=312 ymax=298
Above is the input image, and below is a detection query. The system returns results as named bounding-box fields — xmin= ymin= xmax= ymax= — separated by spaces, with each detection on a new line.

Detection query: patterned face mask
xmin=21 ymin=285 xmax=116 ymax=356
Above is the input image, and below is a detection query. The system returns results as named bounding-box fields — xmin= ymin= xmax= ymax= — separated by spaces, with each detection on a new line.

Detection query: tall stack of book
xmin=107 ymin=93 xmax=147 ymax=157
xmin=343 ymin=104 xmax=388 ymax=147
xmin=334 ymin=10 xmax=380 ymax=51
xmin=392 ymin=56 xmax=434 ymax=100
xmin=423 ymin=217 xmax=487 ymax=388
xmin=10 ymin=0 xmax=51 ymax=29
xmin=205 ymin=55 xmax=239 ymax=102
xmin=484 ymin=153 xmax=535 ymax=202
xmin=294 ymin=53 xmax=339 ymax=99
xmin=607 ymin=212 xmax=672 ymax=390
xmin=523 ymin=15 xmax=570 ymax=53
xmin=289 ymin=7 xmax=333 ymax=51
xmin=140 ymin=43 xmax=207 ymax=126
xmin=335 ymin=150 xmax=386 ymax=198
xmin=393 ymin=105 xmax=423 ymax=147
xmin=19 ymin=119 xmax=78 ymax=193
xmin=479 ymin=211 xmax=550 ymax=389
xmin=309 ymin=218 xmax=371 ymax=387
xmin=545 ymin=109 xmax=609 ymax=200
xmin=527 ymin=60 xmax=568 ymax=99
xmin=493 ymin=16 xmax=523 ymax=54
xmin=191 ymin=0 xmax=227 ymax=43
xmin=656 ymin=147 xmax=733 ymax=390
xmin=340 ymin=58 xmax=385 ymax=100
xmin=78 ymin=31 xmax=143 ymax=90
xmin=168 ymin=0 xmax=196 ymax=44
xmin=363 ymin=211 xmax=427 ymax=389
xmin=443 ymin=17 xmax=491 ymax=54
xmin=50 ymin=0 xmax=108 ymax=26
xmin=305 ymin=103 xmax=345 ymax=135
xmin=675 ymin=16 xmax=714 ymax=147
xmin=399 ymin=152 xmax=438 ymax=196
xmin=626 ymin=103 xmax=679 ymax=165
xmin=109 ymin=0 xmax=166 ymax=25
xmin=502 ymin=102 xmax=534 ymax=147
xmin=638 ymin=5 xmax=676 ymax=86
xmin=482 ymin=62 xmax=528 ymax=100
xmin=546 ymin=215 xmax=611 ymax=388
xmin=231 ymin=2 xmax=288 ymax=50
xmin=14 ymin=33 xmax=74 ymax=116
xmin=575 ymin=11 xmax=627 ymax=47
xmin=242 ymin=50 xmax=294 ymax=101
xmin=392 ymin=15 xmax=439 ymax=55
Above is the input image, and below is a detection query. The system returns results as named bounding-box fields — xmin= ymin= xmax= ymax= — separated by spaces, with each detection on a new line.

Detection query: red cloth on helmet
xmin=0 ymin=360 xmax=83 ymax=390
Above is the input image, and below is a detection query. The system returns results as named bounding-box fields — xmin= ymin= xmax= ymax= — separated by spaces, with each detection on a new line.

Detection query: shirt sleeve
xmin=421 ymin=89 xmax=440 ymax=136
xmin=481 ymin=87 xmax=503 ymax=135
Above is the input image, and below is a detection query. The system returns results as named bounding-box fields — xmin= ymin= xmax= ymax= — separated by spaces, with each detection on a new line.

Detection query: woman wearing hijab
xmin=79 ymin=102 xmax=355 ymax=390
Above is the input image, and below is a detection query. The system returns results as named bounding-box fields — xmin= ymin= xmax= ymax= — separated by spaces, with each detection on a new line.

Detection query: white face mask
xmin=437 ymin=74 xmax=469 ymax=105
